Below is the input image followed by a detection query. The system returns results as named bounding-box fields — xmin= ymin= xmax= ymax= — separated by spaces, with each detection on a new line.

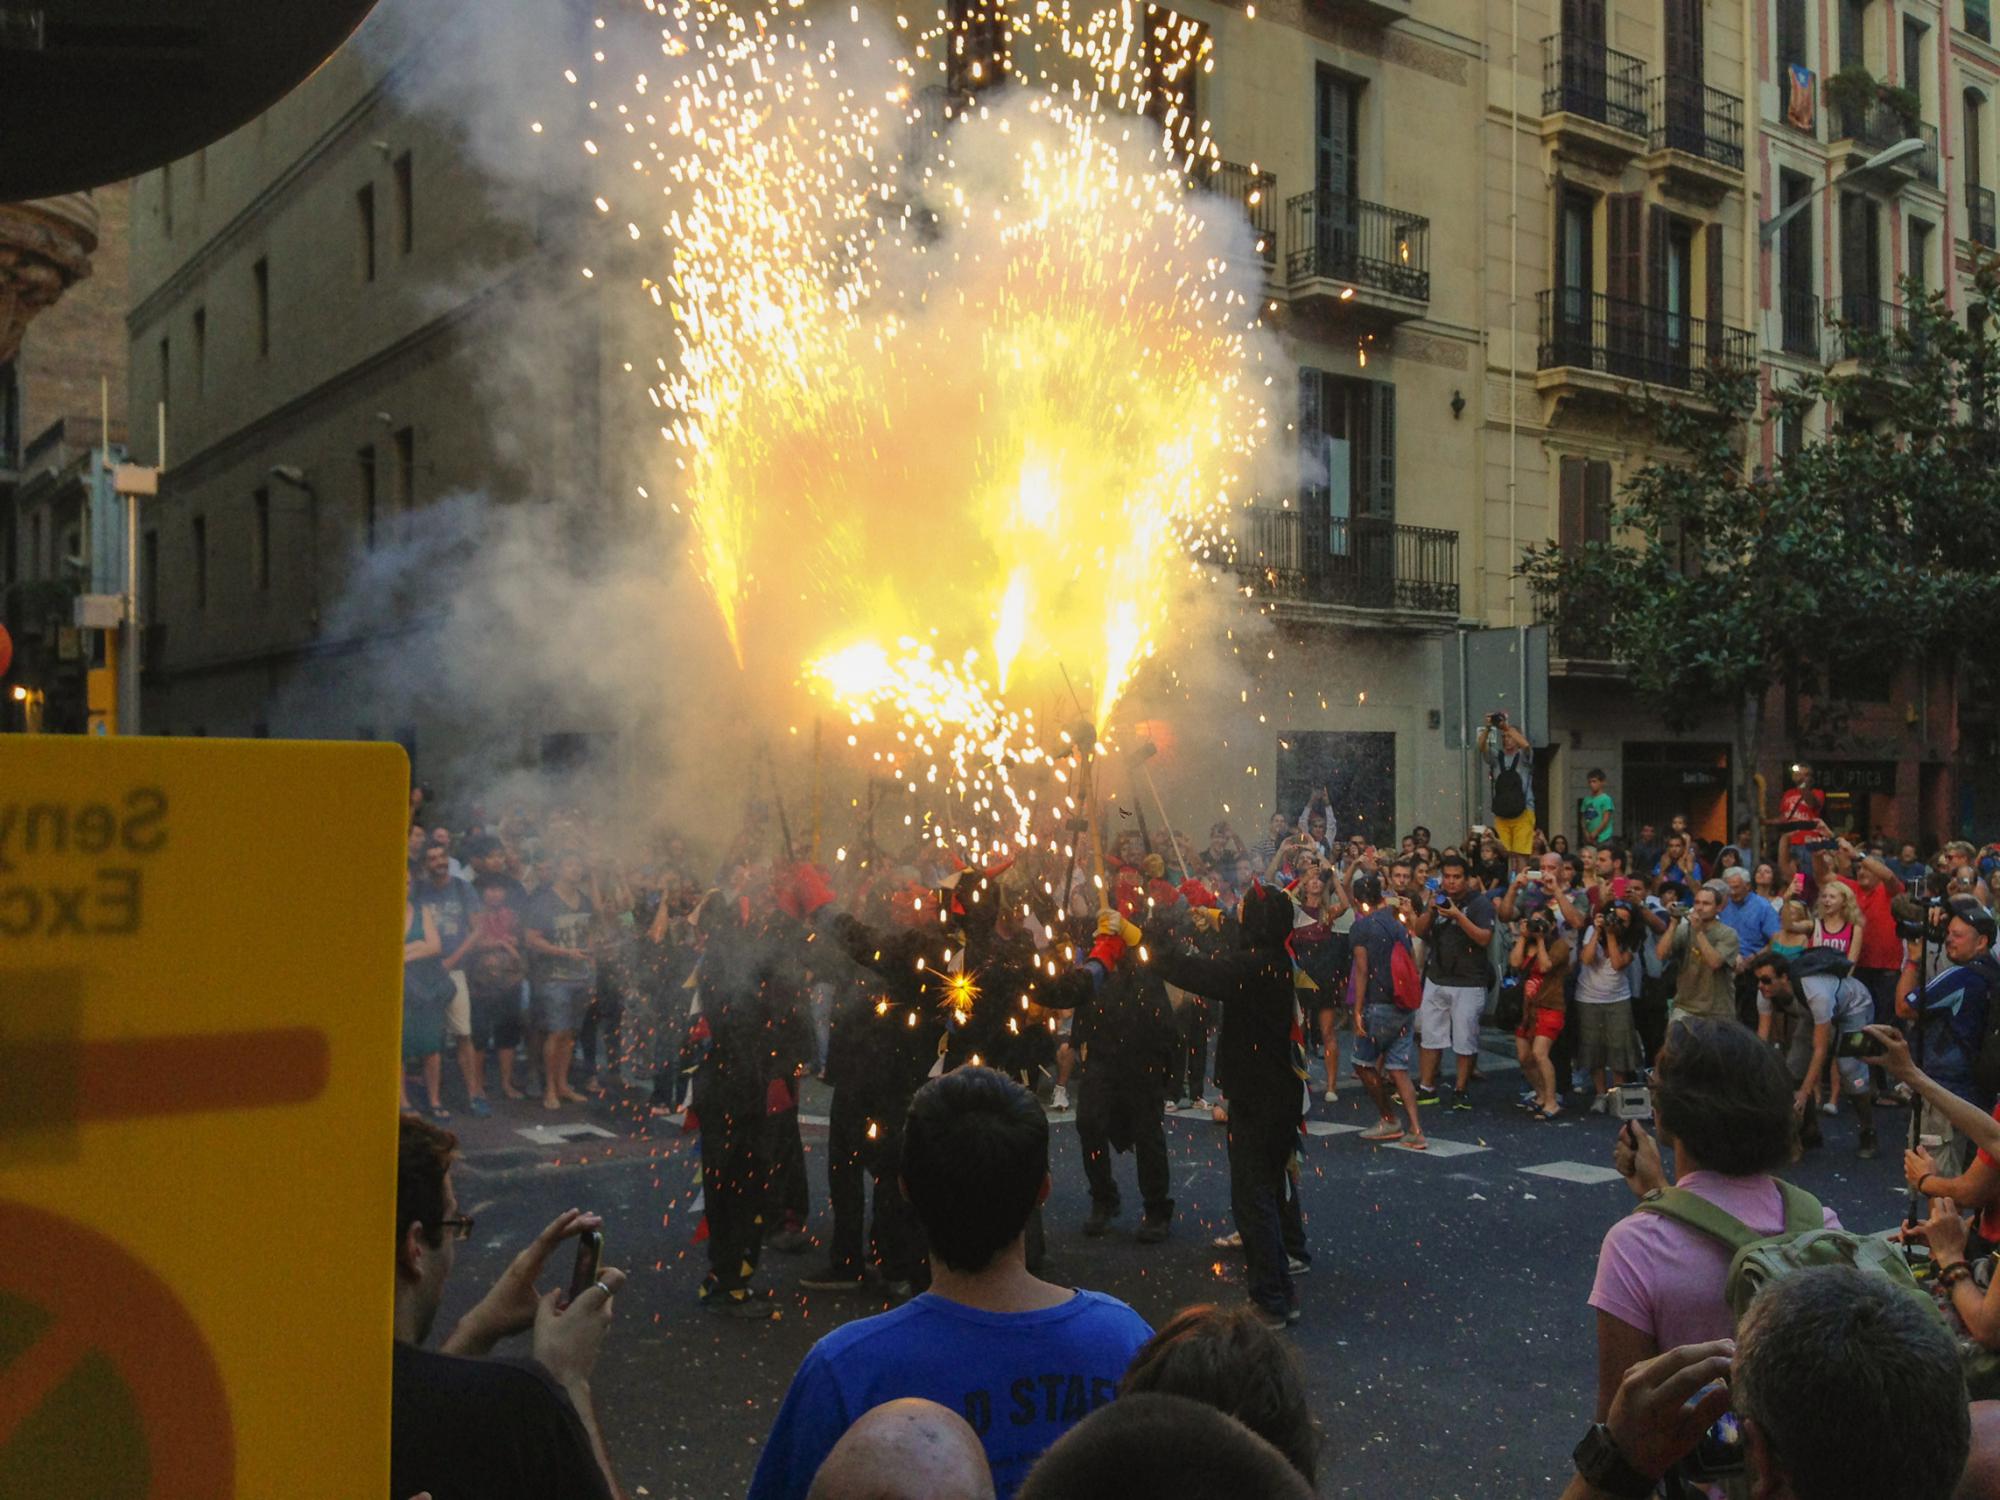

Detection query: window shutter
xmin=1607 ymin=194 xmax=1641 ymax=302
xmin=1586 ymin=459 xmax=1613 ymax=543
xmin=1559 ymin=456 xmax=1586 ymax=550
xmin=1298 ymin=366 xmax=1327 ymax=511
xmin=1705 ymin=221 xmax=1726 ymax=346
xmin=1366 ymin=380 xmax=1395 ymax=520
xmin=1646 ymin=204 xmax=1669 ymax=309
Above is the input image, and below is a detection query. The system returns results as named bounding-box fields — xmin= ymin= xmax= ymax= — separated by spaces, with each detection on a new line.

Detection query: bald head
xmin=806 ymin=1399 xmax=994 ymax=1500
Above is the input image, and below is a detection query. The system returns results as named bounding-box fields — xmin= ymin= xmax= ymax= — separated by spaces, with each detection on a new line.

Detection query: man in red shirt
xmin=1833 ymin=841 xmax=1906 ymax=1095
xmin=1776 ymin=763 xmax=1826 ymax=849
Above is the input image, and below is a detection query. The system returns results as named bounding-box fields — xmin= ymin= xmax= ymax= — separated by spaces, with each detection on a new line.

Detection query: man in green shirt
xmin=1581 ymin=768 xmax=1614 ymax=847
xmin=1656 ymin=881 xmax=1740 ymax=1024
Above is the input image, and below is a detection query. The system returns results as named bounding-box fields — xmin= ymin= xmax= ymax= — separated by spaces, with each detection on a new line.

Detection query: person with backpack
xmin=1477 ymin=711 xmax=1536 ymax=873
xmin=1347 ymin=874 xmax=1426 ymax=1150
xmin=1587 ymin=1018 xmax=1847 ymax=1426
xmin=1751 ymin=951 xmax=1879 ymax=1160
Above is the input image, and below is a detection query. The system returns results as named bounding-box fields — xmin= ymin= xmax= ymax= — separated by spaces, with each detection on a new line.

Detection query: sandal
xmin=428 ymin=1105 xmax=452 ymax=1122
xmin=1401 ymin=1137 xmax=1429 ymax=1151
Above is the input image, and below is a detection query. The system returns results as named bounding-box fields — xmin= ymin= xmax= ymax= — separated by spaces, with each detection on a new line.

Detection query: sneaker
xmin=1322 ymin=1088 xmax=1338 ymax=1105
xmin=1050 ymin=1086 xmax=1071 ymax=1111
xmin=1450 ymin=1090 xmax=1473 ymax=1112
xmin=799 ymin=1268 xmax=868 ymax=1292
xmin=468 ymin=1097 xmax=493 ymax=1118
xmin=1360 ymin=1120 xmax=1406 ymax=1142
xmin=1212 ymin=1230 xmax=1244 ymax=1250
xmin=1287 ymin=1254 xmax=1312 ymax=1276
xmin=1589 ymin=1093 xmax=1611 ymax=1115
xmin=1415 ymin=1087 xmax=1440 ymax=1107
xmin=1515 ymin=1089 xmax=1537 ymax=1111
xmin=1858 ymin=1127 xmax=1879 ymax=1161
xmin=1136 ymin=1214 xmax=1170 ymax=1244
xmin=766 ymin=1229 xmax=814 ymax=1255
xmin=702 ymin=1290 xmax=778 ymax=1320
xmin=1285 ymin=1302 xmax=1303 ymax=1326
xmin=1820 ymin=1101 xmax=1839 ymax=1117
xmin=1083 ymin=1204 xmax=1116 ymax=1237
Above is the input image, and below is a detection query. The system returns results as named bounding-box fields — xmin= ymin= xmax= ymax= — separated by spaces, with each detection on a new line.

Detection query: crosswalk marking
xmin=1519 ymin=1160 xmax=1625 ymax=1185
xmin=1304 ymin=1120 xmax=1365 ymax=1138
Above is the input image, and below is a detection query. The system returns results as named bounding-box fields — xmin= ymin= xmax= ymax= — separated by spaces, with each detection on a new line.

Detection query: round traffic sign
xmin=0 ymin=1201 xmax=234 ymax=1498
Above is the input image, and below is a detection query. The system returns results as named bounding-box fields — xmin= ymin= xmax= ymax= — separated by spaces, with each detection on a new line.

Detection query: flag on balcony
xmin=1787 ymin=65 xmax=1816 ymax=134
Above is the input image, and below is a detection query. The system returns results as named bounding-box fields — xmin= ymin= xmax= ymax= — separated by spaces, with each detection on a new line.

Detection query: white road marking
xmin=515 ymin=1122 xmax=619 ymax=1146
xmin=1304 ymin=1120 xmax=1367 ymax=1137
xmin=1520 ymin=1160 xmax=1626 ymax=1185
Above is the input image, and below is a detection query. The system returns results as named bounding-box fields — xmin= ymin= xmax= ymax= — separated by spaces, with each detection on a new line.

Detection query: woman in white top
xmin=1575 ymin=899 xmax=1645 ymax=1112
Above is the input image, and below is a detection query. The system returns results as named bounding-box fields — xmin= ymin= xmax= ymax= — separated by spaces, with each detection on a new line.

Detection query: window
xmin=1839 ymin=192 xmax=1881 ymax=318
xmin=1779 ymin=406 xmax=1805 ymax=459
xmin=1298 ymin=369 xmax=1395 ymax=556
xmin=946 ymin=0 xmax=1007 ymax=93
xmin=1840 ymin=0 xmax=1868 ymax=70
xmin=252 ymin=487 xmax=271 ymax=590
xmin=192 ymin=306 xmax=206 ymax=397
xmin=1779 ymin=170 xmax=1817 ymax=354
xmin=356 ymin=183 xmax=377 ymax=282
xmin=0 ymin=361 xmax=20 ymax=470
xmin=1776 ymin=0 xmax=1807 ymax=80
xmin=1910 ymin=219 xmax=1933 ymax=295
xmin=358 ymin=445 xmax=378 ymax=552
xmin=394 ymin=151 xmax=414 ymax=254
xmin=192 ymin=514 xmax=208 ymax=610
xmin=1904 ymin=17 xmax=1927 ymax=114
xmin=158 ymin=335 xmax=170 ymax=413
xmin=1315 ymin=70 xmax=1359 ymax=201
xmin=29 ymin=510 xmax=44 ymax=579
xmin=394 ymin=426 xmax=416 ymax=515
xmin=1558 ymin=456 xmax=1612 ymax=550
xmin=1972 ymin=0 xmax=1993 ymax=46
xmin=1139 ymin=10 xmax=1208 ymax=152
xmin=252 ymin=257 xmax=270 ymax=357
xmin=1969 ymin=91 xmax=1986 ymax=190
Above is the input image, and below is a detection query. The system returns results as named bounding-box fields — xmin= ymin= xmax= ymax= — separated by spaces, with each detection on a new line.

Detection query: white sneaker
xmin=1820 ymin=1101 xmax=1839 ymax=1116
xmin=1051 ymin=1086 xmax=1071 ymax=1111
xmin=1589 ymin=1093 xmax=1611 ymax=1115
xmin=1322 ymin=1088 xmax=1338 ymax=1104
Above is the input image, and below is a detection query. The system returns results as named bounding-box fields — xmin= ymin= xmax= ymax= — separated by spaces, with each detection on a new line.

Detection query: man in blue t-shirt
xmin=748 ymin=1068 xmax=1152 ymax=1500
xmin=1347 ymin=875 xmax=1424 ymax=1149
xmin=1906 ymin=898 xmax=2000 ymax=1175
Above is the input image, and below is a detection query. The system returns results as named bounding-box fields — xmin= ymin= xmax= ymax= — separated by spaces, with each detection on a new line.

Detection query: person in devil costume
xmin=1069 ymin=936 xmax=1180 ymax=1242
xmin=1144 ymin=883 xmax=1311 ymax=1329
xmin=685 ymin=886 xmax=818 ymax=1319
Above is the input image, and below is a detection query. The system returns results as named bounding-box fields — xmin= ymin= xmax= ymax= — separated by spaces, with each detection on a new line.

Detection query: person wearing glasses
xmin=392 ymin=1114 xmax=625 ymax=1500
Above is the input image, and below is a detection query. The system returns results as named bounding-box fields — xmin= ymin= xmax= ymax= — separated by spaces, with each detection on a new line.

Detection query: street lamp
xmin=1759 ymin=138 xmax=1927 ymax=243
xmin=267 ymin=464 xmax=323 ymax=632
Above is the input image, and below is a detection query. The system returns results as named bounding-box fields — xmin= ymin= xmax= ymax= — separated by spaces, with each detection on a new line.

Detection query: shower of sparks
xmin=571 ymin=0 xmax=1276 ymax=861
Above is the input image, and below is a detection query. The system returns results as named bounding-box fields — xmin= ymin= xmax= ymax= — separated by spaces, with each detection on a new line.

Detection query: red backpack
xmin=1390 ymin=939 xmax=1423 ymax=1011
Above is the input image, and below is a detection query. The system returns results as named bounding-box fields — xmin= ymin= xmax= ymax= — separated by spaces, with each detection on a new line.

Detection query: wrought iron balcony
xmin=1536 ymin=288 xmax=1756 ymax=392
xmin=1232 ymin=508 xmax=1459 ymax=617
xmin=1777 ymin=286 xmax=1821 ymax=359
xmin=1971 ymin=185 xmax=1997 ymax=251
xmin=1284 ymin=191 xmax=1429 ymax=309
xmin=1830 ymin=293 xmax=1915 ymax=364
xmin=1647 ymin=75 xmax=1744 ymax=170
xmin=1198 ymin=160 xmax=1277 ymax=266
xmin=1829 ymin=100 xmax=1939 ymax=185
xmin=1541 ymin=34 xmax=1648 ymax=137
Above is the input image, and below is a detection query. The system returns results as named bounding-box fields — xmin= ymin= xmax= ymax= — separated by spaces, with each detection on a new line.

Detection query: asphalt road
xmin=434 ymin=1039 xmax=1913 ymax=1499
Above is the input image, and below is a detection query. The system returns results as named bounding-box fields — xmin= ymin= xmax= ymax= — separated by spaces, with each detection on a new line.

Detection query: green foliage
xmin=1823 ymin=66 xmax=1880 ymax=119
xmin=1518 ymin=259 xmax=2000 ymax=731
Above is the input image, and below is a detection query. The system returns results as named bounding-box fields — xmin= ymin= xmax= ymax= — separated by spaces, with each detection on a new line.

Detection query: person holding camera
xmin=1511 ymin=904 xmax=1572 ymax=1119
xmin=1477 ymin=711 xmax=1536 ymax=872
xmin=1897 ymin=896 xmax=2000 ymax=1176
xmin=1576 ymin=900 xmax=1645 ymax=1114
xmin=1411 ymin=852 xmax=1496 ymax=1110
xmin=1655 ymin=882 xmax=1740 ymax=1029
xmin=1749 ymin=953 xmax=1878 ymax=1159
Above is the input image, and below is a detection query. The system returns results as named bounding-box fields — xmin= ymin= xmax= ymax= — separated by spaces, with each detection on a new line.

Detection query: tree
xmin=1519 ymin=259 xmax=2000 ymax=847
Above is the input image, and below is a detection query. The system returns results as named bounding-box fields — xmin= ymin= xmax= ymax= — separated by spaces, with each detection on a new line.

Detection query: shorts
xmin=443 ymin=969 xmax=472 ymax=1039
xmin=1419 ymin=981 xmax=1486 ymax=1056
xmin=1352 ymin=1003 xmax=1415 ymax=1073
xmin=532 ymin=979 xmax=593 ymax=1033
xmin=401 ymin=984 xmax=446 ymax=1060
xmin=1576 ymin=999 xmax=1643 ymax=1072
xmin=1516 ymin=1007 xmax=1565 ymax=1043
xmin=468 ymin=986 xmax=526 ymax=1052
xmin=1493 ymin=809 xmax=1536 ymax=856
xmin=1784 ymin=1022 xmax=1872 ymax=1095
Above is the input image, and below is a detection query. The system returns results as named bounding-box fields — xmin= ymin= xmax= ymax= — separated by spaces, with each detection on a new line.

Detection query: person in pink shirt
xmin=1587 ymin=1018 xmax=1841 ymax=1421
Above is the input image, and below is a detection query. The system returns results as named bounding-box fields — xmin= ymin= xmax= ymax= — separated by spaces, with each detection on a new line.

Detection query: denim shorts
xmin=1351 ymin=1002 xmax=1415 ymax=1073
xmin=531 ymin=979 xmax=593 ymax=1033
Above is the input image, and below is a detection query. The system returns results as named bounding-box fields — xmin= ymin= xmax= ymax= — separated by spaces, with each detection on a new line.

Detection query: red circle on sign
xmin=0 ymin=623 xmax=12 ymax=679
xmin=0 ymin=1201 xmax=234 ymax=1498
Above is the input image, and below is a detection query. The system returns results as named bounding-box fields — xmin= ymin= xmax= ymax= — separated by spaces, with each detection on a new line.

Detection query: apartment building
xmin=119 ymin=0 xmax=1985 ymax=841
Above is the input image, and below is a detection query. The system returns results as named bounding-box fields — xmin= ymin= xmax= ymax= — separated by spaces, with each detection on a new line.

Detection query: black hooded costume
xmin=1147 ymin=884 xmax=1310 ymax=1318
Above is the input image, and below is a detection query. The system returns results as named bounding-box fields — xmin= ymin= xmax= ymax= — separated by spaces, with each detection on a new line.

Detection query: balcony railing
xmin=1537 ymin=288 xmax=1755 ymax=390
xmin=1971 ymin=185 xmax=1997 ymax=250
xmin=1647 ymin=75 xmax=1744 ymax=169
xmin=1778 ymin=285 xmax=1821 ymax=359
xmin=1233 ymin=508 xmax=1460 ymax=616
xmin=1199 ymin=159 xmax=1277 ymax=265
xmin=1831 ymin=293 xmax=1914 ymax=363
xmin=1284 ymin=192 xmax=1430 ymax=301
xmin=1830 ymin=99 xmax=1939 ymax=184
xmin=1540 ymin=34 xmax=1648 ymax=137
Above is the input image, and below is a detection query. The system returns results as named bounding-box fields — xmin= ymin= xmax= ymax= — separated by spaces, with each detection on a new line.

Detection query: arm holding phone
xmin=1867 ymin=1025 xmax=2000 ymax=1162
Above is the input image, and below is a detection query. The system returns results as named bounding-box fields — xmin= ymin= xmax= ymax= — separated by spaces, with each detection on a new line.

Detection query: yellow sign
xmin=0 ymin=737 xmax=408 ymax=1498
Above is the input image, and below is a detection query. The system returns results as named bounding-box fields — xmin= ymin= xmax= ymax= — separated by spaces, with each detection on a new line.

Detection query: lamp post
xmin=1758 ymin=138 xmax=1927 ymax=244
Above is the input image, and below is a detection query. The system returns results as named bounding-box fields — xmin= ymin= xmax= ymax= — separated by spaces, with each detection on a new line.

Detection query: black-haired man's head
xmin=902 ymin=1068 xmax=1051 ymax=1273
